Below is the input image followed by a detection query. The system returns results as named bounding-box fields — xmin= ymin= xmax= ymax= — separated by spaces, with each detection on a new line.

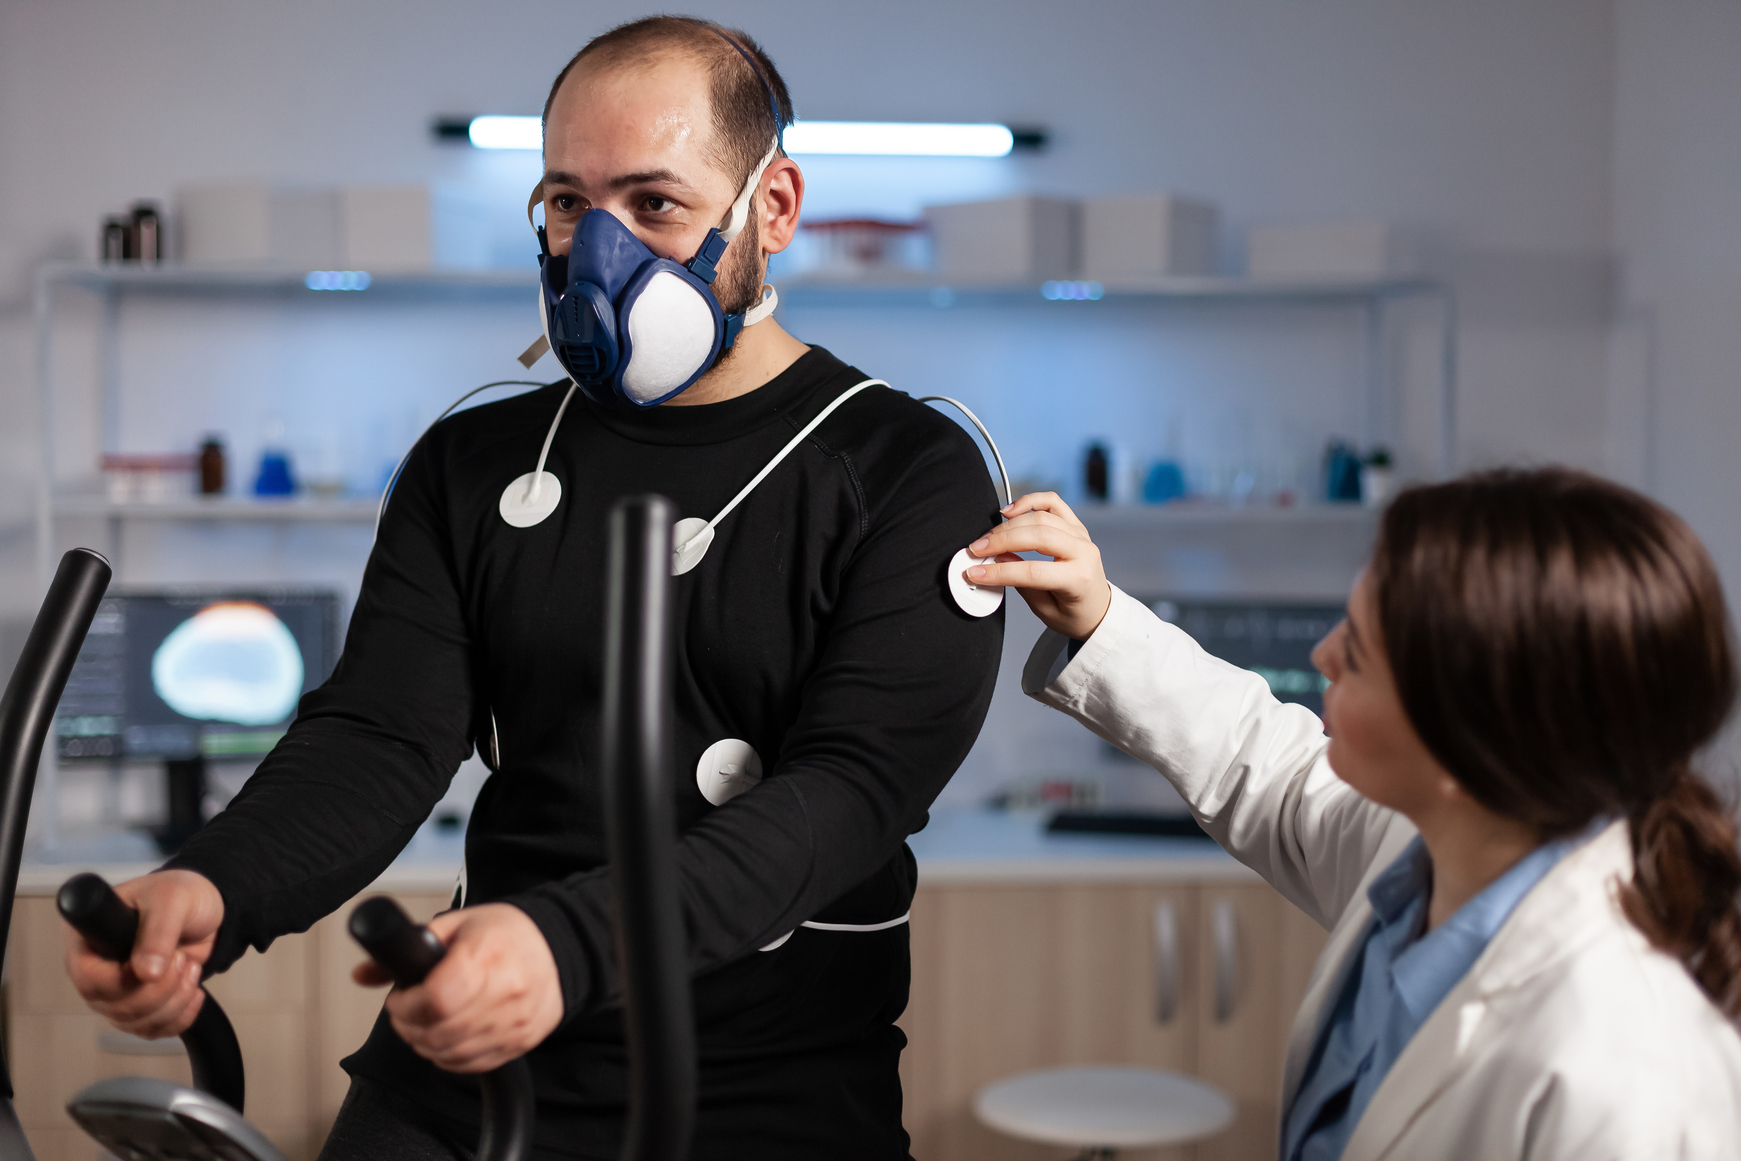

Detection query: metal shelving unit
xmin=34 ymin=261 xmax=1456 ymax=587
xmin=775 ymin=269 xmax=1458 ymax=494
xmin=32 ymin=263 xmax=539 ymax=587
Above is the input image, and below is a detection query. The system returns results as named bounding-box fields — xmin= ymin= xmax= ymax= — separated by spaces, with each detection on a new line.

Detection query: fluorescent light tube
xmin=783 ymin=121 xmax=1014 ymax=157
xmin=461 ymin=116 xmax=1017 ymax=157
xmin=469 ymin=115 xmax=543 ymax=150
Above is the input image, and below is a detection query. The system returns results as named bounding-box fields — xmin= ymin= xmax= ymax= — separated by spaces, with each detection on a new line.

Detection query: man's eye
xmin=552 ymin=195 xmax=579 ymax=212
xmin=644 ymin=196 xmax=676 ymax=214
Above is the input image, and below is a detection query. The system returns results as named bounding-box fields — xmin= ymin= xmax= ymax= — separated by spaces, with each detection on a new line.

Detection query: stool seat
xmin=974 ymin=1065 xmax=1235 ymax=1149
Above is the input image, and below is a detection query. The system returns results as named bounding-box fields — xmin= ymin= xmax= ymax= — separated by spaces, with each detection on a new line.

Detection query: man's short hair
xmin=543 ymin=16 xmax=795 ymax=193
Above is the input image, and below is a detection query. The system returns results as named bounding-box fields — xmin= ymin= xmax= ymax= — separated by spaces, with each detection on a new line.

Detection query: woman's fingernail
xmin=968 ymin=566 xmax=988 ymax=580
xmin=138 ymin=955 xmax=165 ymax=980
xmin=970 ymin=538 xmax=990 ymax=553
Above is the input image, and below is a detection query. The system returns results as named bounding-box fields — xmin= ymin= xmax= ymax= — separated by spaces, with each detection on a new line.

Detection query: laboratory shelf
xmin=51 ymin=494 xmax=381 ymax=522
xmin=774 ymin=272 xmax=1446 ymax=308
xmin=1077 ymin=502 xmax=1380 ymax=531
xmin=37 ymin=261 xmax=537 ymax=299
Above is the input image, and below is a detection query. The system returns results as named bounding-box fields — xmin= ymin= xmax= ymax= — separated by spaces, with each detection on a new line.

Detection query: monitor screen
xmin=1138 ymin=595 xmax=1344 ymax=715
xmin=57 ymin=589 xmax=339 ymax=761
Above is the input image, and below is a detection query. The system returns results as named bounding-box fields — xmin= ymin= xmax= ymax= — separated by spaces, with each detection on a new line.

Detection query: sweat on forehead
xmin=544 ymin=16 xmax=792 ymax=191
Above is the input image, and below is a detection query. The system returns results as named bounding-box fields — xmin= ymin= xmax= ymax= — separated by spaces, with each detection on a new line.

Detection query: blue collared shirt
xmin=1281 ymin=831 xmax=1587 ymax=1161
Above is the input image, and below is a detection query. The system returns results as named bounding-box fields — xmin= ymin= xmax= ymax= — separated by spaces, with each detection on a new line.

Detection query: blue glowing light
xmin=1041 ymin=281 xmax=1105 ymax=301
xmin=305 ymin=270 xmax=371 ymax=291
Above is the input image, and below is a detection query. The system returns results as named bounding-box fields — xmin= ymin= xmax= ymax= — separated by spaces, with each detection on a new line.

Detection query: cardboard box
xmin=1247 ymin=221 xmax=1398 ymax=279
xmin=923 ymin=196 xmax=1079 ymax=283
xmin=1082 ymin=195 xmax=1218 ymax=280
xmin=177 ymin=182 xmax=340 ymax=266
xmin=340 ymin=185 xmax=431 ymax=270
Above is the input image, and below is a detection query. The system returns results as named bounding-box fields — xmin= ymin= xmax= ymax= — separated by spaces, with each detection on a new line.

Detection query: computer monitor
xmin=1139 ymin=595 xmax=1345 ymax=715
xmin=57 ymin=589 xmax=340 ymax=762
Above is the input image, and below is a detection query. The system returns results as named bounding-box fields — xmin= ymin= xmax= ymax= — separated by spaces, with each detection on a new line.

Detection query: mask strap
xmin=743 ymin=285 xmax=778 ymax=326
xmin=526 ymin=181 xmax=545 ymax=229
xmin=717 ymin=138 xmax=779 ymax=244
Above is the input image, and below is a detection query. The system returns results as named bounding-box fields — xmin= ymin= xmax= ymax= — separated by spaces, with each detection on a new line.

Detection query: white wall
xmin=0 ymin=1 xmax=1626 ymax=809
xmin=1610 ymin=0 xmax=1741 ymax=783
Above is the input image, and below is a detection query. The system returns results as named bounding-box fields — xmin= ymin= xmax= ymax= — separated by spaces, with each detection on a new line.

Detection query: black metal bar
xmin=56 ymin=872 xmax=248 ymax=1114
xmin=348 ymin=896 xmax=535 ymax=1161
xmin=602 ymin=495 xmax=695 ymax=1161
xmin=0 ymin=547 xmax=111 ymax=1112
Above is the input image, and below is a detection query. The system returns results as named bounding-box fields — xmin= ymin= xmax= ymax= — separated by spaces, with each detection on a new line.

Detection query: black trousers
xmin=323 ymin=1023 xmax=913 ymax=1161
xmin=318 ymin=1079 xmax=472 ymax=1161
xmin=337 ymin=926 xmax=915 ymax=1159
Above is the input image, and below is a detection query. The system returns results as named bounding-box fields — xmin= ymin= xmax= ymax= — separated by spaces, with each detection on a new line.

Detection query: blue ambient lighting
xmin=305 ymin=270 xmax=371 ymax=291
xmin=462 ymin=115 xmax=1016 ymax=157
xmin=1042 ymin=280 xmax=1104 ymax=301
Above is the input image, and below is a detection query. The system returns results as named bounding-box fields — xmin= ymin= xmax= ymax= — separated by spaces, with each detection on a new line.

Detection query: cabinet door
xmin=310 ymin=890 xmax=452 ymax=1139
xmin=6 ymin=894 xmax=318 ymax=1161
xmin=900 ymin=883 xmax=1198 ymax=1161
xmin=1195 ymin=883 xmax=1286 ymax=1161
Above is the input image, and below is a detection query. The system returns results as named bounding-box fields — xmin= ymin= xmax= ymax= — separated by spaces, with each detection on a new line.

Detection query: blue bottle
xmin=1143 ymin=461 xmax=1186 ymax=504
xmin=253 ymin=450 xmax=296 ymax=497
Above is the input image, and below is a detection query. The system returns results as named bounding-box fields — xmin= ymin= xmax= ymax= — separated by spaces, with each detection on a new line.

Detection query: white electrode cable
xmin=670 ymin=378 xmax=883 ymax=570
xmin=525 ymin=383 xmax=579 ymax=504
xmin=918 ymin=396 xmax=1012 ymax=507
xmin=376 ymin=379 xmax=552 ymax=534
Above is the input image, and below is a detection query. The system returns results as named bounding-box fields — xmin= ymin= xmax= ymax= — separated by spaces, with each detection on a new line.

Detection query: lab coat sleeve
xmin=1022 ymin=585 xmax=1398 ymax=928
xmin=507 ymin=403 xmax=1004 ymax=1024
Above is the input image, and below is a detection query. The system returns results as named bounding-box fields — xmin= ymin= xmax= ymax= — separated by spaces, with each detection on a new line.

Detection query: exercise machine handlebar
xmin=602 ymin=495 xmax=697 ymax=1161
xmin=56 ymin=871 xmax=248 ymax=1114
xmin=348 ymin=896 xmax=536 ymax=1161
xmin=0 ymin=548 xmax=112 ymax=1157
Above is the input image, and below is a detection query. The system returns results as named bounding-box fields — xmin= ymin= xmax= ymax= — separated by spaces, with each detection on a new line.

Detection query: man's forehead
xmin=553 ymin=49 xmax=713 ymax=120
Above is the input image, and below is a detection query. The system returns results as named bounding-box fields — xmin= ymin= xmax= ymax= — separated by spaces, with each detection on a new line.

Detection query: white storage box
xmin=924 ymin=196 xmax=1078 ymax=283
xmin=177 ymin=182 xmax=341 ymax=267
xmin=1247 ymin=221 xmax=1399 ymax=279
xmin=341 ymin=185 xmax=432 ymax=270
xmin=1082 ymin=195 xmax=1218 ymax=280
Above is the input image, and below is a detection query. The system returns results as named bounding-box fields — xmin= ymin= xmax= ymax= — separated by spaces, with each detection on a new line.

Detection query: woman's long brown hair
xmin=1370 ymin=468 xmax=1741 ymax=1016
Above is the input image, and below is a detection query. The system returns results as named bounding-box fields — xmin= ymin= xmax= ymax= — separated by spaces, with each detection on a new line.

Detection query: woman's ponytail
xmin=1619 ymin=771 xmax=1741 ymax=1017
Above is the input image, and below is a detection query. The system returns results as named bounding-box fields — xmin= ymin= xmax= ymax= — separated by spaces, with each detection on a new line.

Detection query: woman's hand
xmin=964 ymin=492 xmax=1113 ymax=641
xmin=354 ymin=903 xmax=562 ymax=1074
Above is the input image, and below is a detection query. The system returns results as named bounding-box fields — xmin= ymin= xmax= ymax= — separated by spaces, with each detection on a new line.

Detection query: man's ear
xmin=758 ymin=157 xmax=804 ymax=255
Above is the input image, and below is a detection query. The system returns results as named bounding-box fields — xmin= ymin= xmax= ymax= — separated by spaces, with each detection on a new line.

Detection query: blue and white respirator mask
xmin=517 ymin=139 xmax=781 ymax=408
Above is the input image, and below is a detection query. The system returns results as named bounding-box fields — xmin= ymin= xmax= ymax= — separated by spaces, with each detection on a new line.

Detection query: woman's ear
xmin=758 ymin=157 xmax=805 ymax=255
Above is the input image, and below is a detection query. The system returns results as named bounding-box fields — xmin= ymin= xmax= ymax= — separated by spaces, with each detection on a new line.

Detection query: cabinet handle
xmin=1154 ymin=899 xmax=1179 ymax=1024
xmin=1213 ymin=899 xmax=1239 ymax=1023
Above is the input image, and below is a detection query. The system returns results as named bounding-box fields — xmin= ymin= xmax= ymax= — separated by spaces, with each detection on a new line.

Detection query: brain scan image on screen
xmin=150 ymin=601 xmax=306 ymax=726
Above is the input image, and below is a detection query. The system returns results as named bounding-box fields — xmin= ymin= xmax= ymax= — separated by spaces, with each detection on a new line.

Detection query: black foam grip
xmin=347 ymin=896 xmax=446 ymax=987
xmin=55 ymin=871 xmax=246 ymax=1114
xmin=57 ymin=872 xmax=140 ymax=963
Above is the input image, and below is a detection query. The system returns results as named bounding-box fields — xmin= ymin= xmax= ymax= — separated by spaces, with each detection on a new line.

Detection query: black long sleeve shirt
xmin=166 ymin=347 xmax=1003 ymax=1153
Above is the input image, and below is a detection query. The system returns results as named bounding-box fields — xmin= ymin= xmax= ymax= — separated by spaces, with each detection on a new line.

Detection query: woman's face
xmin=1311 ymin=571 xmax=1454 ymax=814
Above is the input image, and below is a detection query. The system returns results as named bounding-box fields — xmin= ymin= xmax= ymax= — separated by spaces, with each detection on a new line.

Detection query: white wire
xmin=375 ymin=379 xmax=556 ymax=534
xmin=679 ymin=379 xmax=884 ymax=552
xmin=917 ymin=396 xmax=1012 ymax=507
xmin=525 ymin=383 xmax=579 ymax=504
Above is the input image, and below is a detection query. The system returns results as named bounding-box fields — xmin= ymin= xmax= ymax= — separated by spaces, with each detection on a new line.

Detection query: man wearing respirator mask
xmin=63 ymin=16 xmax=1004 ymax=1160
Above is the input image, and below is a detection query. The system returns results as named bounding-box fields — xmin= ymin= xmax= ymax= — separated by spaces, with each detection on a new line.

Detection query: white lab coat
xmin=1021 ymin=585 xmax=1741 ymax=1161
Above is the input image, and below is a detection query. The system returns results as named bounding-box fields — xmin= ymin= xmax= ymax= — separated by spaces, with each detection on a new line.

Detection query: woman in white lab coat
xmin=961 ymin=467 xmax=1741 ymax=1160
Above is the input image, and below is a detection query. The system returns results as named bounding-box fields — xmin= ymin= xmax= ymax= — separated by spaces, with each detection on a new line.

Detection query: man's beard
xmin=712 ymin=211 xmax=765 ymax=324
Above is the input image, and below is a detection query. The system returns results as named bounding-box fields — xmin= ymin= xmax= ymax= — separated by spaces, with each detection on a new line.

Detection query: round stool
xmin=974 ymin=1065 xmax=1235 ymax=1160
